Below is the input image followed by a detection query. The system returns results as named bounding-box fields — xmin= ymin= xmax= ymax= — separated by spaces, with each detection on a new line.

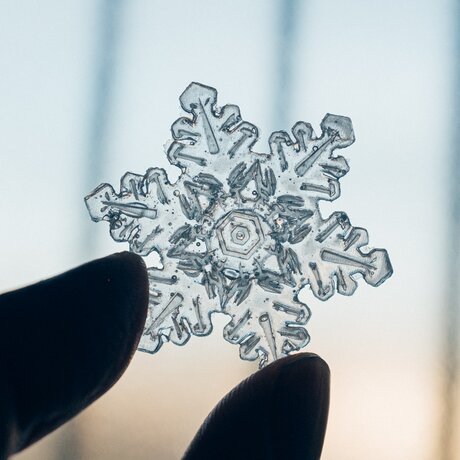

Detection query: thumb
xmin=183 ymin=353 xmax=330 ymax=460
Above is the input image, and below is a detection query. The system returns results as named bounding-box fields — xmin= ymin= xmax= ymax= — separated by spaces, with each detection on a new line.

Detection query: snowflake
xmin=85 ymin=82 xmax=393 ymax=367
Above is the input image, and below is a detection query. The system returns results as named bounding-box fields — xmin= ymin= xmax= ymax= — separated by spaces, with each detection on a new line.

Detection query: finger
xmin=0 ymin=252 xmax=148 ymax=456
xmin=183 ymin=353 xmax=330 ymax=460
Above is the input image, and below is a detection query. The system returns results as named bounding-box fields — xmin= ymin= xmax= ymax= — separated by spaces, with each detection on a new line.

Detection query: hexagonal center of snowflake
xmin=216 ymin=210 xmax=265 ymax=260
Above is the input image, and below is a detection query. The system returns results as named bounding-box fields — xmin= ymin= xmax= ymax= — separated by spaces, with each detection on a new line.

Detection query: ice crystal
xmin=85 ymin=82 xmax=392 ymax=367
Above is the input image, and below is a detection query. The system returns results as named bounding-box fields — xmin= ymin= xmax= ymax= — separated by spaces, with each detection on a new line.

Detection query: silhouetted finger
xmin=0 ymin=252 xmax=148 ymax=457
xmin=183 ymin=353 xmax=330 ymax=460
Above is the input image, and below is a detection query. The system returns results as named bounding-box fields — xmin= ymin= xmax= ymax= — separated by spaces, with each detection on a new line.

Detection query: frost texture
xmin=85 ymin=82 xmax=393 ymax=367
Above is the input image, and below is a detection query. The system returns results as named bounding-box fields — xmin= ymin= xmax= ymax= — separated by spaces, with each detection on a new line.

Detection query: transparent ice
xmin=85 ymin=82 xmax=393 ymax=367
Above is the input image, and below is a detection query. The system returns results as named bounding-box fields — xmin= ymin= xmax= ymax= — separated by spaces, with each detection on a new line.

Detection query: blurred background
xmin=1 ymin=0 xmax=459 ymax=458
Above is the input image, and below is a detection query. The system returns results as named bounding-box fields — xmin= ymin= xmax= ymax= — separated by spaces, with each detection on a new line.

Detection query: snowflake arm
xmin=139 ymin=260 xmax=218 ymax=353
xmin=269 ymin=114 xmax=354 ymax=204
xmin=298 ymin=211 xmax=392 ymax=301
xmin=223 ymin=285 xmax=310 ymax=368
xmin=167 ymin=82 xmax=259 ymax=180
xmin=85 ymin=168 xmax=176 ymax=257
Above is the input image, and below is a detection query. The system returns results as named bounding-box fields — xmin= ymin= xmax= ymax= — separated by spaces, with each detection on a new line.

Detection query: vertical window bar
xmin=441 ymin=1 xmax=460 ymax=458
xmin=273 ymin=0 xmax=302 ymax=130
xmin=82 ymin=0 xmax=124 ymax=259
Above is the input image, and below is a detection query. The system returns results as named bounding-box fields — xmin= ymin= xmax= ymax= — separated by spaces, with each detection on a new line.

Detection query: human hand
xmin=0 ymin=252 xmax=330 ymax=460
